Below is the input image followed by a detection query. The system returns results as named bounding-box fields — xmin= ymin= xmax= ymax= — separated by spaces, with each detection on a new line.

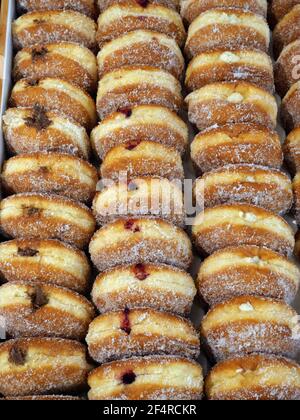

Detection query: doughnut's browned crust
xmin=12 ymin=10 xmax=97 ymax=51
xmin=96 ymin=4 xmax=186 ymax=48
xmin=86 ymin=309 xmax=200 ymax=363
xmin=0 ymin=338 xmax=92 ymax=397
xmin=2 ymin=107 xmax=91 ymax=160
xmin=292 ymin=173 xmax=300 ymax=225
xmin=100 ymin=141 xmax=184 ymax=181
xmin=191 ymin=123 xmax=283 ymax=174
xmin=91 ymin=263 xmax=196 ymax=316
xmin=269 ymin=0 xmax=300 ymax=25
xmin=16 ymin=0 xmax=97 ymax=18
xmin=89 ymin=218 xmax=193 ymax=272
xmin=281 ymin=82 xmax=300 ymax=132
xmin=197 ymin=246 xmax=300 ymax=306
xmin=273 ymin=5 xmax=300 ymax=57
xmin=205 ymin=354 xmax=300 ymax=400
xmin=275 ymin=41 xmax=300 ymax=97
xmin=198 ymin=165 xmax=293 ymax=214
xmin=201 ymin=296 xmax=300 ymax=361
xmin=181 ymin=0 xmax=267 ymax=24
xmin=6 ymin=395 xmax=82 ymax=400
xmin=1 ymin=152 xmax=98 ymax=203
xmin=98 ymin=0 xmax=180 ymax=13
xmin=192 ymin=203 xmax=295 ymax=256
xmin=88 ymin=356 xmax=203 ymax=400
xmin=0 ymin=193 xmax=96 ymax=249
xmin=0 ymin=282 xmax=95 ymax=340
xmin=284 ymin=127 xmax=300 ymax=174
xmin=14 ymin=43 xmax=98 ymax=93
xmin=10 ymin=78 xmax=97 ymax=131
xmin=0 ymin=239 xmax=90 ymax=293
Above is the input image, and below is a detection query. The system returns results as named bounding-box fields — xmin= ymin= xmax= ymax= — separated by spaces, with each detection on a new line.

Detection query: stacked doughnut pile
xmin=0 ymin=0 xmax=99 ymax=400
xmin=183 ymin=0 xmax=300 ymax=400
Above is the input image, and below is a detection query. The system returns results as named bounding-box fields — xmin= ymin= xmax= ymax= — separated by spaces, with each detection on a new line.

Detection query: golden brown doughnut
xmin=191 ymin=123 xmax=283 ymax=174
xmin=0 ymin=193 xmax=96 ymax=249
xmin=281 ymin=82 xmax=300 ymax=132
xmin=273 ymin=5 xmax=300 ymax=57
xmin=0 ymin=338 xmax=92 ymax=397
xmin=192 ymin=204 xmax=295 ymax=256
xmin=0 ymin=282 xmax=95 ymax=340
xmin=0 ymin=239 xmax=90 ymax=293
xmin=205 ymin=354 xmax=300 ymax=400
xmin=88 ymin=356 xmax=203 ymax=400
xmin=16 ymin=0 xmax=97 ymax=18
xmin=275 ymin=40 xmax=300 ymax=97
xmin=292 ymin=173 xmax=300 ymax=224
xmin=197 ymin=246 xmax=300 ymax=306
xmin=201 ymin=296 xmax=300 ymax=361
xmin=91 ymin=263 xmax=196 ymax=316
xmin=12 ymin=10 xmax=97 ymax=51
xmin=269 ymin=0 xmax=300 ymax=23
xmin=89 ymin=218 xmax=193 ymax=272
xmin=284 ymin=127 xmax=300 ymax=173
xmin=97 ymin=0 xmax=180 ymax=13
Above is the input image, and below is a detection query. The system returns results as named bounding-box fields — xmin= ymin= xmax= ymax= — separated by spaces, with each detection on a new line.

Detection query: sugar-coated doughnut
xmin=186 ymin=50 xmax=273 ymax=93
xmin=100 ymin=141 xmax=184 ymax=181
xmin=185 ymin=8 xmax=270 ymax=58
xmin=0 ymin=282 xmax=95 ymax=341
xmin=0 ymin=338 xmax=92 ymax=397
xmin=201 ymin=296 xmax=300 ymax=361
xmin=192 ymin=204 xmax=295 ymax=256
xmin=91 ymin=263 xmax=196 ymax=316
xmin=191 ymin=123 xmax=283 ymax=174
xmin=12 ymin=10 xmax=97 ymax=51
xmin=97 ymin=30 xmax=184 ymax=80
xmin=269 ymin=0 xmax=300 ymax=24
xmin=206 ymin=354 xmax=300 ymax=400
xmin=6 ymin=395 xmax=81 ymax=400
xmin=198 ymin=246 xmax=300 ymax=306
xmin=16 ymin=0 xmax=97 ymax=18
xmin=273 ymin=5 xmax=300 ymax=57
xmin=181 ymin=0 xmax=267 ymax=24
xmin=10 ymin=78 xmax=97 ymax=131
xmin=275 ymin=41 xmax=300 ymax=97
xmin=292 ymin=173 xmax=300 ymax=225
xmin=284 ymin=127 xmax=300 ymax=173
xmin=186 ymin=82 xmax=277 ymax=131
xmin=14 ymin=43 xmax=97 ymax=93
xmin=97 ymin=0 xmax=180 ymax=13
xmin=196 ymin=164 xmax=293 ymax=214
xmin=1 ymin=152 xmax=98 ymax=203
xmin=97 ymin=66 xmax=182 ymax=120
xmin=96 ymin=4 xmax=186 ymax=48
xmin=2 ymin=107 xmax=91 ymax=160
xmin=0 ymin=193 xmax=96 ymax=249
xmin=89 ymin=218 xmax=193 ymax=272
xmin=91 ymin=105 xmax=188 ymax=159
xmin=93 ymin=177 xmax=184 ymax=227
xmin=0 ymin=239 xmax=90 ymax=293
xmin=86 ymin=308 xmax=200 ymax=363
xmin=88 ymin=356 xmax=203 ymax=400
xmin=281 ymin=82 xmax=300 ymax=132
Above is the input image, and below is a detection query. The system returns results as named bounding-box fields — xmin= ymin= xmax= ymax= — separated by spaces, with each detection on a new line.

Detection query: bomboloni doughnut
xmin=0 ymin=338 xmax=92 ymax=397
xmin=96 ymin=4 xmax=186 ymax=48
xmin=98 ymin=0 xmax=180 ymax=13
xmin=192 ymin=204 xmax=295 ymax=256
xmin=0 ymin=239 xmax=90 ymax=293
xmin=91 ymin=105 xmax=188 ymax=160
xmin=191 ymin=123 xmax=283 ymax=174
xmin=97 ymin=67 xmax=182 ymax=120
xmin=292 ymin=173 xmax=300 ymax=225
xmin=269 ymin=0 xmax=300 ymax=25
xmin=186 ymin=82 xmax=277 ymax=131
xmin=201 ymin=296 xmax=300 ymax=361
xmin=86 ymin=309 xmax=200 ymax=363
xmin=14 ymin=43 xmax=97 ymax=93
xmin=275 ymin=41 xmax=300 ymax=97
xmin=2 ymin=107 xmax=91 ymax=160
xmin=91 ymin=264 xmax=196 ymax=316
xmin=181 ymin=0 xmax=267 ymax=24
xmin=185 ymin=8 xmax=270 ymax=59
xmin=16 ymin=0 xmax=97 ymax=18
xmin=93 ymin=177 xmax=184 ymax=227
xmin=89 ymin=218 xmax=193 ymax=272
xmin=186 ymin=50 xmax=273 ymax=93
xmin=1 ymin=152 xmax=98 ymax=203
xmin=0 ymin=193 xmax=96 ymax=249
xmin=97 ymin=30 xmax=184 ymax=80
xmin=10 ymin=78 xmax=97 ymax=131
xmin=281 ymin=82 xmax=300 ymax=132
xmin=196 ymin=164 xmax=293 ymax=214
xmin=100 ymin=141 xmax=184 ymax=181
xmin=284 ymin=127 xmax=300 ymax=173
xmin=88 ymin=356 xmax=203 ymax=400
xmin=198 ymin=246 xmax=300 ymax=306
xmin=12 ymin=10 xmax=97 ymax=51
xmin=0 ymin=282 xmax=95 ymax=341
xmin=273 ymin=5 xmax=300 ymax=57
xmin=205 ymin=354 xmax=300 ymax=400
